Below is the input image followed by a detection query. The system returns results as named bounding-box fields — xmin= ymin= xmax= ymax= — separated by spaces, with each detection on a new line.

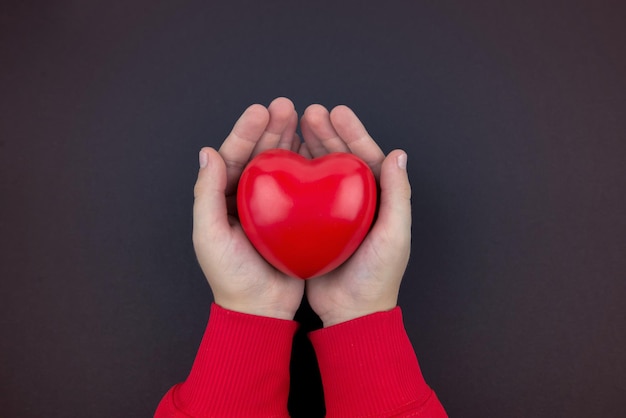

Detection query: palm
xmin=213 ymin=215 xmax=304 ymax=312
xmin=306 ymin=214 xmax=408 ymax=322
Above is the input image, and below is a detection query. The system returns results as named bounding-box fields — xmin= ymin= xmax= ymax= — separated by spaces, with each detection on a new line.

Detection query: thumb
xmin=375 ymin=150 xmax=412 ymax=239
xmin=193 ymin=147 xmax=229 ymax=242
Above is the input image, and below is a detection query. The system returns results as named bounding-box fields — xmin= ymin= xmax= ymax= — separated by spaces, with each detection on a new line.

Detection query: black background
xmin=1 ymin=1 xmax=625 ymax=417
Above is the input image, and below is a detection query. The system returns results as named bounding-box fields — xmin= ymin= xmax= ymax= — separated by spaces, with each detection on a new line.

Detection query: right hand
xmin=301 ymin=104 xmax=413 ymax=327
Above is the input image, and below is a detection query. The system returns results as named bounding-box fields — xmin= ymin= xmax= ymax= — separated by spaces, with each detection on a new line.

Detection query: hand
xmin=192 ymin=97 xmax=307 ymax=320
xmin=301 ymin=105 xmax=412 ymax=327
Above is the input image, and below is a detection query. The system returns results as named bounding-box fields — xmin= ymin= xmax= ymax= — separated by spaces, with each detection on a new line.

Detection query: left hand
xmin=192 ymin=97 xmax=308 ymax=320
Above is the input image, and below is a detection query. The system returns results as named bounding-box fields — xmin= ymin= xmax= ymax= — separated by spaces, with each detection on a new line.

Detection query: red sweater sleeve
xmin=309 ymin=307 xmax=447 ymax=418
xmin=155 ymin=303 xmax=298 ymax=418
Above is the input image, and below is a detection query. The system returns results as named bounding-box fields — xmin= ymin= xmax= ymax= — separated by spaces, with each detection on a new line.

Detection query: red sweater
xmin=155 ymin=304 xmax=447 ymax=417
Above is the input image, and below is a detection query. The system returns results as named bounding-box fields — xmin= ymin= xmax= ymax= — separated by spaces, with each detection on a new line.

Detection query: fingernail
xmin=397 ymin=152 xmax=407 ymax=169
xmin=199 ymin=150 xmax=208 ymax=168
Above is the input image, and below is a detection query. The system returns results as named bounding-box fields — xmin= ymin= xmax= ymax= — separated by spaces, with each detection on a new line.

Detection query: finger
xmin=298 ymin=140 xmax=313 ymax=159
xmin=277 ymin=109 xmax=299 ymax=150
xmin=193 ymin=148 xmax=230 ymax=243
xmin=303 ymin=104 xmax=350 ymax=154
xmin=290 ymin=132 xmax=302 ymax=153
xmin=330 ymin=105 xmax=385 ymax=178
xmin=373 ymin=150 xmax=412 ymax=242
xmin=219 ymin=104 xmax=270 ymax=196
xmin=300 ymin=105 xmax=331 ymax=158
xmin=251 ymin=97 xmax=295 ymax=156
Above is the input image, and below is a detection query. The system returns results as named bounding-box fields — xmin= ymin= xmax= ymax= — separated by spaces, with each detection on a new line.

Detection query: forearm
xmin=309 ymin=307 xmax=447 ymax=418
xmin=155 ymin=303 xmax=298 ymax=418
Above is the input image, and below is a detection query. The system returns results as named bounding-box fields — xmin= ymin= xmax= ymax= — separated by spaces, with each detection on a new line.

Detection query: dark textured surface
xmin=1 ymin=1 xmax=625 ymax=417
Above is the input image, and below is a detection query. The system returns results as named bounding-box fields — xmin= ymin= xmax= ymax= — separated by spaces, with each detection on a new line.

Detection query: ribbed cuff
xmin=309 ymin=307 xmax=434 ymax=418
xmin=174 ymin=303 xmax=298 ymax=417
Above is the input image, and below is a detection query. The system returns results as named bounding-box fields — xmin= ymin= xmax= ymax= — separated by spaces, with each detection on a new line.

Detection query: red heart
xmin=237 ymin=149 xmax=377 ymax=279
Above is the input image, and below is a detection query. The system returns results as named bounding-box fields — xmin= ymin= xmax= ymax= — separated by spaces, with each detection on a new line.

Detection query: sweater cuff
xmin=309 ymin=307 xmax=434 ymax=418
xmin=174 ymin=303 xmax=298 ymax=417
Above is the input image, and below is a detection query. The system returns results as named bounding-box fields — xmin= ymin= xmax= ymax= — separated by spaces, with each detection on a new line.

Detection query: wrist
xmin=214 ymin=299 xmax=298 ymax=320
xmin=320 ymin=305 xmax=397 ymax=327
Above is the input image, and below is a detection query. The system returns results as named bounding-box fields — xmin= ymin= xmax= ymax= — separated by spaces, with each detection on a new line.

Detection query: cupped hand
xmin=301 ymin=104 xmax=413 ymax=327
xmin=192 ymin=97 xmax=307 ymax=320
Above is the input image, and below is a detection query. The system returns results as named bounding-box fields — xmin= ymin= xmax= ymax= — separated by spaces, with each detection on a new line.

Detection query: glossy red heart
xmin=237 ymin=149 xmax=377 ymax=279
